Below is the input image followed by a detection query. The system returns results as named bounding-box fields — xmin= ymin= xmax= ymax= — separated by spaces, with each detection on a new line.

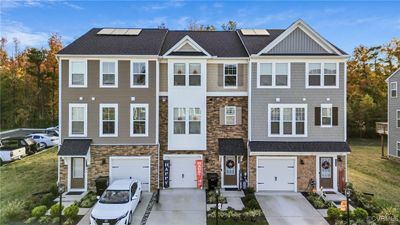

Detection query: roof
xmin=386 ymin=68 xmax=400 ymax=81
xmin=237 ymin=29 xmax=285 ymax=55
xmin=58 ymin=28 xmax=167 ymax=55
xmin=58 ymin=139 xmax=92 ymax=156
xmin=218 ymin=138 xmax=246 ymax=155
xmin=160 ymin=31 xmax=248 ymax=57
xmin=249 ymin=141 xmax=351 ymax=153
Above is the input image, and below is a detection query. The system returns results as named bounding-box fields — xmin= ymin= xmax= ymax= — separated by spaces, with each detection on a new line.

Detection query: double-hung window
xmin=397 ymin=110 xmax=400 ymax=128
xmin=258 ymin=63 xmax=289 ymax=87
xmin=173 ymin=107 xmax=201 ymax=134
xmin=397 ymin=142 xmax=400 ymax=157
xmin=173 ymin=108 xmax=186 ymax=134
xmin=174 ymin=63 xmax=186 ymax=86
xmin=131 ymin=61 xmax=148 ymax=88
xmin=69 ymin=61 xmax=87 ymax=87
xmin=224 ymin=64 xmax=237 ymax=88
xmin=189 ymin=63 xmax=201 ymax=86
xmin=225 ymin=106 xmax=236 ymax=125
xmin=321 ymin=104 xmax=333 ymax=127
xmin=69 ymin=104 xmax=87 ymax=136
xmin=130 ymin=104 xmax=148 ymax=136
xmin=100 ymin=61 xmax=117 ymax=87
xmin=268 ymin=104 xmax=307 ymax=137
xmin=390 ymin=82 xmax=398 ymax=98
xmin=189 ymin=108 xmax=201 ymax=134
xmin=307 ymin=63 xmax=338 ymax=87
xmin=99 ymin=104 xmax=118 ymax=136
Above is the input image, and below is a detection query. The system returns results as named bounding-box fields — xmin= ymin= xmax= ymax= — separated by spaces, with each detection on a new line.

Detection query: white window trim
xmin=397 ymin=109 xmax=400 ymax=128
xmin=69 ymin=60 xmax=87 ymax=88
xmin=267 ymin=104 xmax=308 ymax=137
xmin=130 ymin=103 xmax=149 ymax=137
xmin=257 ymin=62 xmax=291 ymax=88
xmin=397 ymin=141 xmax=400 ymax=157
xmin=99 ymin=104 xmax=118 ymax=137
xmin=68 ymin=103 xmax=88 ymax=137
xmin=321 ymin=104 xmax=333 ymax=128
xmin=188 ymin=107 xmax=201 ymax=134
xmin=130 ymin=60 xmax=149 ymax=88
xmin=223 ymin=63 xmax=238 ymax=89
xmin=99 ymin=60 xmax=118 ymax=88
xmin=306 ymin=62 xmax=339 ymax=89
xmin=225 ymin=106 xmax=237 ymax=125
xmin=390 ymin=82 xmax=398 ymax=98
xmin=173 ymin=107 xmax=187 ymax=134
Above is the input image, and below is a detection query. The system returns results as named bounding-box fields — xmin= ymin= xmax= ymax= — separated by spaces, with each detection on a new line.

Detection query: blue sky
xmin=1 ymin=0 xmax=399 ymax=55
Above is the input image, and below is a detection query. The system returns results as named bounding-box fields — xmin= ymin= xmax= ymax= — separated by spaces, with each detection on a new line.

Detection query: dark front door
xmin=70 ymin=157 xmax=85 ymax=189
xmin=320 ymin=157 xmax=333 ymax=189
xmin=223 ymin=156 xmax=237 ymax=187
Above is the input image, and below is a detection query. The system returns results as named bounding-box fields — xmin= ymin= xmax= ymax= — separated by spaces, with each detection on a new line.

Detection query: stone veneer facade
xmin=159 ymin=96 xmax=248 ymax=188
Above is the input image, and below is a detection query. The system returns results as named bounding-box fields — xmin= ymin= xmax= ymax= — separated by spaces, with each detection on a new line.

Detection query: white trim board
xmin=163 ymin=35 xmax=211 ymax=57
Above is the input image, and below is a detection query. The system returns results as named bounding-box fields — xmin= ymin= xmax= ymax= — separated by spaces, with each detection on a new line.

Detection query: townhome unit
xmin=57 ymin=19 xmax=350 ymax=194
xmin=387 ymin=69 xmax=400 ymax=160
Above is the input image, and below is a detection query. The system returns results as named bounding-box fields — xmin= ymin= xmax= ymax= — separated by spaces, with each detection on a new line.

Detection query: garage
xmin=109 ymin=156 xmax=151 ymax=191
xmin=164 ymin=154 xmax=202 ymax=188
xmin=256 ymin=157 xmax=297 ymax=192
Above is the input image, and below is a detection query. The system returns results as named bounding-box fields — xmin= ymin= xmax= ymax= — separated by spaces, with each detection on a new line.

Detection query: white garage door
xmin=110 ymin=157 xmax=151 ymax=191
xmin=257 ymin=157 xmax=296 ymax=192
xmin=165 ymin=155 xmax=202 ymax=188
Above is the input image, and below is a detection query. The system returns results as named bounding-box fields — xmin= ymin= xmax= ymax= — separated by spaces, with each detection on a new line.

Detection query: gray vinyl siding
xmin=268 ymin=28 xmax=328 ymax=54
xmin=388 ymin=71 xmax=400 ymax=157
xmin=250 ymin=62 xmax=345 ymax=141
xmin=61 ymin=59 xmax=157 ymax=144
xmin=159 ymin=63 xmax=168 ymax=92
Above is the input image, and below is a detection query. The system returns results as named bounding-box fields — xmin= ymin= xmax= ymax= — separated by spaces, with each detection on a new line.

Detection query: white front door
xmin=257 ymin=157 xmax=296 ymax=192
xmin=166 ymin=155 xmax=202 ymax=188
xmin=110 ymin=157 xmax=151 ymax=191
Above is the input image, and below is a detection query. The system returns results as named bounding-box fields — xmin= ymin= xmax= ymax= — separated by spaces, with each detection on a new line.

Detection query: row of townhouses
xmin=57 ymin=19 xmax=351 ymax=194
xmin=387 ymin=69 xmax=400 ymax=159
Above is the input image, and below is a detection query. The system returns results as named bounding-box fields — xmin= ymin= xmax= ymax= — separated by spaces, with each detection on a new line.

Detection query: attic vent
xmin=241 ymin=29 xmax=269 ymax=36
xmin=97 ymin=28 xmax=142 ymax=36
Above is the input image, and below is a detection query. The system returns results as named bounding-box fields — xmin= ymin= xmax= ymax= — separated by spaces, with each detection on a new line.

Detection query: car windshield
xmin=99 ymin=190 xmax=129 ymax=204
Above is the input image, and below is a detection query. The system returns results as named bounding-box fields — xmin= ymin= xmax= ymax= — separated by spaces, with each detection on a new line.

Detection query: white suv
xmin=90 ymin=179 xmax=142 ymax=225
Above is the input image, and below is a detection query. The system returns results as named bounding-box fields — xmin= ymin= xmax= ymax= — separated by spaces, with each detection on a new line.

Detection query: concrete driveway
xmin=146 ymin=189 xmax=206 ymax=225
xmin=256 ymin=192 xmax=329 ymax=225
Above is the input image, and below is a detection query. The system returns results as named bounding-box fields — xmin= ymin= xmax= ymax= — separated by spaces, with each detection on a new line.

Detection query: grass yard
xmin=348 ymin=138 xmax=400 ymax=208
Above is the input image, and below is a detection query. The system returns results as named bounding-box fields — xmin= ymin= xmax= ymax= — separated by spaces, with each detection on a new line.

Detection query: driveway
xmin=256 ymin=192 xmax=329 ymax=225
xmin=146 ymin=189 xmax=206 ymax=225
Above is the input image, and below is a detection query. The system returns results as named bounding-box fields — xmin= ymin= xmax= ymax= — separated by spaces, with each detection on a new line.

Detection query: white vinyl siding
xmin=131 ymin=61 xmax=148 ymax=88
xmin=100 ymin=61 xmax=118 ymax=88
xmin=268 ymin=104 xmax=307 ymax=137
xmin=99 ymin=104 xmax=118 ymax=137
xmin=69 ymin=104 xmax=87 ymax=137
xmin=130 ymin=104 xmax=149 ymax=136
xmin=224 ymin=64 xmax=238 ymax=88
xmin=321 ymin=104 xmax=333 ymax=127
xmin=69 ymin=60 xmax=87 ymax=87
xmin=390 ymin=82 xmax=398 ymax=98
xmin=306 ymin=63 xmax=338 ymax=88
xmin=258 ymin=62 xmax=290 ymax=88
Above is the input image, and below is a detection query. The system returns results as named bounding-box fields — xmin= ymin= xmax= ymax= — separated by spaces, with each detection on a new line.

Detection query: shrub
xmin=352 ymin=207 xmax=369 ymax=221
xmin=49 ymin=184 xmax=59 ymax=196
xmin=242 ymin=209 xmax=262 ymax=222
xmin=24 ymin=217 xmax=37 ymax=224
xmin=79 ymin=191 xmax=97 ymax=208
xmin=63 ymin=204 xmax=79 ymax=220
xmin=38 ymin=216 xmax=51 ymax=224
xmin=40 ymin=193 xmax=56 ymax=207
xmin=63 ymin=218 xmax=75 ymax=225
xmin=327 ymin=207 xmax=342 ymax=223
xmin=31 ymin=205 xmax=48 ymax=219
xmin=307 ymin=194 xmax=326 ymax=209
xmin=377 ymin=207 xmax=399 ymax=225
xmin=1 ymin=200 xmax=27 ymax=220
xmin=243 ymin=187 xmax=255 ymax=195
xmin=50 ymin=203 xmax=64 ymax=218
xmin=245 ymin=198 xmax=260 ymax=210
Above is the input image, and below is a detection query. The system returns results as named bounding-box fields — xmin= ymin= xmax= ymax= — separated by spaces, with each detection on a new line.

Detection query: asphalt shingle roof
xmin=237 ymin=29 xmax=285 ymax=55
xmin=218 ymin=138 xmax=246 ymax=155
xmin=249 ymin=141 xmax=351 ymax=153
xmin=58 ymin=139 xmax=92 ymax=156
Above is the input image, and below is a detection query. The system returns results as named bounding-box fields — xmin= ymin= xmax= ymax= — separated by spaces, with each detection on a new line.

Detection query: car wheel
xmin=128 ymin=212 xmax=133 ymax=225
xmin=40 ymin=142 xmax=47 ymax=148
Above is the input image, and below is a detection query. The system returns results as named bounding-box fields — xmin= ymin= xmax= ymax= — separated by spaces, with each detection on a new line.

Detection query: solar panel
xmin=240 ymin=29 xmax=269 ymax=36
xmin=97 ymin=28 xmax=142 ymax=36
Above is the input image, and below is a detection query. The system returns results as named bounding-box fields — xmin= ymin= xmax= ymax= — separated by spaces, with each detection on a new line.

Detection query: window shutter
xmin=218 ymin=64 xmax=223 ymax=87
xmin=315 ymin=107 xmax=321 ymax=126
xmin=236 ymin=107 xmax=242 ymax=125
xmin=238 ymin=64 xmax=244 ymax=87
xmin=332 ymin=107 xmax=339 ymax=126
xmin=219 ymin=107 xmax=225 ymax=125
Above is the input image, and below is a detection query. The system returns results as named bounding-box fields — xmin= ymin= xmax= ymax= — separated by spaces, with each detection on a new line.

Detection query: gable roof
xmin=237 ymin=29 xmax=285 ymax=55
xmin=163 ymin=35 xmax=211 ymax=57
xmin=386 ymin=68 xmax=400 ymax=81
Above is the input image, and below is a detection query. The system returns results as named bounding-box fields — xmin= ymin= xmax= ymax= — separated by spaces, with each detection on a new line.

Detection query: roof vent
xmin=241 ymin=29 xmax=269 ymax=36
xmin=97 ymin=28 xmax=142 ymax=36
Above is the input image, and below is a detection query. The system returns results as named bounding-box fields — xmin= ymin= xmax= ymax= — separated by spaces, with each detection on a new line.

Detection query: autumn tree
xmin=221 ymin=21 xmax=237 ymax=31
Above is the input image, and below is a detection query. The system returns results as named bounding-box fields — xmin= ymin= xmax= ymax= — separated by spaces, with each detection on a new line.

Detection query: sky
xmin=1 ymin=0 xmax=399 ymax=55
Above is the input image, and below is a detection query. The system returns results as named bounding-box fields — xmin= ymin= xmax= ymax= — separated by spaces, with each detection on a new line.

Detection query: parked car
xmin=46 ymin=125 xmax=59 ymax=131
xmin=45 ymin=129 xmax=59 ymax=137
xmin=0 ymin=139 xmax=27 ymax=165
xmin=90 ymin=179 xmax=142 ymax=225
xmin=1 ymin=137 xmax=40 ymax=155
xmin=26 ymin=133 xmax=59 ymax=148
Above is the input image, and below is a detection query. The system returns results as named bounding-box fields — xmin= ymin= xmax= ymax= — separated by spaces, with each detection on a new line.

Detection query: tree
xmin=221 ymin=21 xmax=237 ymax=31
xmin=187 ymin=20 xmax=216 ymax=31
xmin=158 ymin=23 xmax=167 ymax=29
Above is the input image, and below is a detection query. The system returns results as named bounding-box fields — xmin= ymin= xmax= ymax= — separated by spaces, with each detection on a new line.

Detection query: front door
xmin=223 ymin=156 xmax=237 ymax=187
xmin=320 ymin=157 xmax=333 ymax=189
xmin=70 ymin=157 xmax=85 ymax=189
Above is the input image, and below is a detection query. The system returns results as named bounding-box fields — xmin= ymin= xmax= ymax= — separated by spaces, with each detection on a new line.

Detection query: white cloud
xmin=1 ymin=0 xmax=83 ymax=10
xmin=142 ymin=0 xmax=184 ymax=11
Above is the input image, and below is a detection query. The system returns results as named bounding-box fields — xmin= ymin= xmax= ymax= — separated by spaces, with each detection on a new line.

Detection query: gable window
xmin=189 ymin=63 xmax=201 ymax=86
xmin=174 ymin=63 xmax=186 ymax=86
xmin=307 ymin=63 xmax=338 ymax=88
xmin=100 ymin=61 xmax=117 ymax=87
xmin=130 ymin=104 xmax=148 ymax=136
xmin=131 ymin=61 xmax=148 ymax=88
xmin=99 ymin=104 xmax=118 ymax=136
xmin=321 ymin=104 xmax=333 ymax=127
xmin=224 ymin=64 xmax=237 ymax=88
xmin=225 ymin=106 xmax=237 ymax=125
xmin=69 ymin=61 xmax=87 ymax=87
xmin=173 ymin=108 xmax=186 ymax=134
xmin=390 ymin=82 xmax=398 ymax=98
xmin=69 ymin=104 xmax=87 ymax=136
xmin=258 ymin=63 xmax=289 ymax=87
xmin=189 ymin=108 xmax=201 ymax=134
xmin=268 ymin=104 xmax=307 ymax=137
xmin=397 ymin=110 xmax=400 ymax=128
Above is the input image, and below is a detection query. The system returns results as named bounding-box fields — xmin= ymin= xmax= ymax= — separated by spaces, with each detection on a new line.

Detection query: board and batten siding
xmin=61 ymin=59 xmax=157 ymax=144
xmin=250 ymin=62 xmax=345 ymax=141
xmin=207 ymin=63 xmax=248 ymax=92
xmin=388 ymin=71 xmax=400 ymax=157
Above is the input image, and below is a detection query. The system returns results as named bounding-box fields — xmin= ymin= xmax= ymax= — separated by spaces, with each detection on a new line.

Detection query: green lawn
xmin=0 ymin=148 xmax=58 ymax=212
xmin=348 ymin=138 xmax=400 ymax=208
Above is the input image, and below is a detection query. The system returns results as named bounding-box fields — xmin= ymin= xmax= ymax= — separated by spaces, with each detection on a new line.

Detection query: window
xmin=189 ymin=63 xmax=201 ymax=86
xmin=189 ymin=108 xmax=201 ymax=134
xmin=173 ymin=108 xmax=186 ymax=134
xmin=225 ymin=106 xmax=236 ymax=125
xmin=99 ymin=104 xmax=118 ymax=136
xmin=258 ymin=63 xmax=289 ymax=87
xmin=307 ymin=63 xmax=338 ymax=88
xmin=397 ymin=142 xmax=400 ymax=157
xmin=69 ymin=104 xmax=87 ymax=136
xmin=268 ymin=104 xmax=307 ymax=137
xmin=390 ymin=82 xmax=398 ymax=98
xmin=100 ymin=61 xmax=117 ymax=87
xmin=224 ymin=64 xmax=237 ymax=88
xmin=69 ymin=61 xmax=87 ymax=87
xmin=174 ymin=63 xmax=186 ymax=86
xmin=321 ymin=104 xmax=333 ymax=127
xmin=397 ymin=110 xmax=400 ymax=128
xmin=130 ymin=104 xmax=148 ymax=136
xmin=131 ymin=61 xmax=148 ymax=87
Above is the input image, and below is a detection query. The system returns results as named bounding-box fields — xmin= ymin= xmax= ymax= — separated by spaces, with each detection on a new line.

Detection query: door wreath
xmin=226 ymin=160 xmax=235 ymax=169
xmin=321 ymin=161 xmax=330 ymax=169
